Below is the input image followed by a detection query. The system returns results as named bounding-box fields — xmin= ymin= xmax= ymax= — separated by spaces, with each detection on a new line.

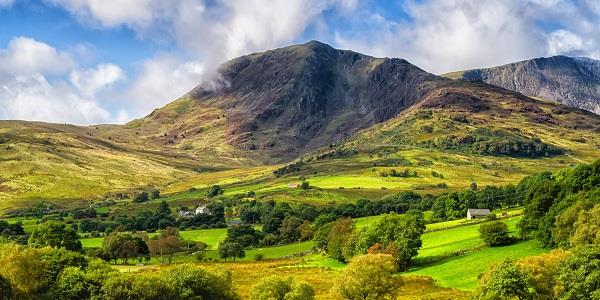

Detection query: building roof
xmin=467 ymin=208 xmax=491 ymax=215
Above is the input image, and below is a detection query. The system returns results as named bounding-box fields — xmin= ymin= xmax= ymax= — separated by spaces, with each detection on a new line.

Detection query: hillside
xmin=3 ymin=42 xmax=600 ymax=214
xmin=445 ymin=56 xmax=600 ymax=113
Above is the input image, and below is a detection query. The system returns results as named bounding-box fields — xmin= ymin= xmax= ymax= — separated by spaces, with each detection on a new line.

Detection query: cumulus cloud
xmin=0 ymin=37 xmax=124 ymax=124
xmin=69 ymin=63 xmax=125 ymax=97
xmin=335 ymin=0 xmax=600 ymax=73
xmin=0 ymin=36 xmax=74 ymax=76
xmin=125 ymin=55 xmax=204 ymax=117
xmin=0 ymin=74 xmax=111 ymax=124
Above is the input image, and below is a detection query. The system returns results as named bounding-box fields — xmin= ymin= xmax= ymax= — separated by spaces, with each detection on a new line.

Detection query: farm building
xmin=288 ymin=183 xmax=300 ymax=188
xmin=467 ymin=208 xmax=490 ymax=219
xmin=195 ymin=204 xmax=211 ymax=215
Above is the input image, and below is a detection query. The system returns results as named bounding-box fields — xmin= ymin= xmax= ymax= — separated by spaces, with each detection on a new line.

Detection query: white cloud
xmin=125 ymin=55 xmax=205 ymax=117
xmin=335 ymin=0 xmax=548 ymax=74
xmin=70 ymin=63 xmax=125 ymax=96
xmin=0 ymin=36 xmax=74 ymax=76
xmin=0 ymin=37 xmax=125 ymax=124
xmin=45 ymin=0 xmax=160 ymax=28
xmin=0 ymin=74 xmax=111 ymax=124
xmin=547 ymin=30 xmax=584 ymax=55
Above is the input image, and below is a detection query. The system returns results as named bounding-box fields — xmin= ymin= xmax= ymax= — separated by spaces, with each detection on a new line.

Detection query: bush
xmin=250 ymin=276 xmax=314 ymax=300
xmin=479 ymin=221 xmax=511 ymax=246
xmin=333 ymin=254 xmax=401 ymax=300
xmin=254 ymin=253 xmax=265 ymax=261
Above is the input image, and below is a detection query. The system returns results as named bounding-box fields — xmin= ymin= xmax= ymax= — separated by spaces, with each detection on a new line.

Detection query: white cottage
xmin=195 ymin=204 xmax=211 ymax=215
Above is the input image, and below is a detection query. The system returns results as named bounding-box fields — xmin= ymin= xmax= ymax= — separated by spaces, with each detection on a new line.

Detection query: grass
xmin=408 ymin=239 xmax=546 ymax=290
xmin=417 ymin=216 xmax=521 ymax=260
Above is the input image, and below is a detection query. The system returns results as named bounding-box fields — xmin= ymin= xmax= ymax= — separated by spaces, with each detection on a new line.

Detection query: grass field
xmin=408 ymin=239 xmax=545 ymax=290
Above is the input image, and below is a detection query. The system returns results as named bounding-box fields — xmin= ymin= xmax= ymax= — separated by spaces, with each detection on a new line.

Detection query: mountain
xmin=2 ymin=41 xmax=600 ymax=213
xmin=168 ymin=41 xmax=446 ymax=160
xmin=445 ymin=56 xmax=600 ymax=113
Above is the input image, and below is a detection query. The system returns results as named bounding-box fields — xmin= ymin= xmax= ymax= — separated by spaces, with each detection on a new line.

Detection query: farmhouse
xmin=195 ymin=204 xmax=211 ymax=215
xmin=467 ymin=208 xmax=490 ymax=219
xmin=288 ymin=183 xmax=300 ymax=188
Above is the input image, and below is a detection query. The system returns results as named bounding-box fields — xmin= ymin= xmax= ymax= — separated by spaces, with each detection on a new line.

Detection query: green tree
xmin=479 ymin=221 xmax=511 ymax=246
xmin=476 ymin=259 xmax=533 ymax=300
xmin=250 ymin=276 xmax=314 ymax=300
xmin=102 ymin=232 xmax=148 ymax=264
xmin=52 ymin=267 xmax=91 ymax=300
xmin=355 ymin=212 xmax=425 ymax=271
xmin=569 ymin=203 xmax=600 ymax=247
xmin=28 ymin=221 xmax=82 ymax=251
xmin=164 ymin=263 xmax=238 ymax=300
xmin=326 ymin=218 xmax=355 ymax=262
xmin=332 ymin=254 xmax=401 ymax=300
xmin=207 ymin=185 xmax=224 ymax=197
xmin=556 ymin=245 xmax=600 ymax=300
xmin=279 ymin=216 xmax=303 ymax=243
xmin=218 ymin=242 xmax=245 ymax=261
xmin=0 ymin=243 xmax=47 ymax=298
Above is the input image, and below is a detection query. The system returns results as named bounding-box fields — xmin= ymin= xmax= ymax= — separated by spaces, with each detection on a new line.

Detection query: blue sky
xmin=0 ymin=0 xmax=599 ymax=125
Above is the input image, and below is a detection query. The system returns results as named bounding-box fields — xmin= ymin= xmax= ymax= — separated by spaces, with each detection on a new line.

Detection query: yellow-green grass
xmin=417 ymin=216 xmax=521 ymax=260
xmin=408 ymin=239 xmax=546 ymax=290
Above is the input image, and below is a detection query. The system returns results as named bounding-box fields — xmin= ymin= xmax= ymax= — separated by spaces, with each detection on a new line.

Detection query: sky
xmin=1 ymin=0 xmax=600 ymax=125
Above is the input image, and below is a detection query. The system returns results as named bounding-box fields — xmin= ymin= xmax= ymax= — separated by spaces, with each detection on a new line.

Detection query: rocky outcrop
xmin=448 ymin=56 xmax=600 ymax=114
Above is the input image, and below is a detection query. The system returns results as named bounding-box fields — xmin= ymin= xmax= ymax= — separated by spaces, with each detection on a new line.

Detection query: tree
xmin=0 ymin=243 xmax=47 ymax=298
xmin=207 ymin=185 xmax=224 ymax=197
xmin=355 ymin=212 xmax=425 ymax=271
xmin=476 ymin=259 xmax=533 ymax=300
xmin=516 ymin=249 xmax=572 ymax=299
xmin=300 ymin=181 xmax=310 ymax=190
xmin=279 ymin=216 xmax=303 ymax=243
xmin=479 ymin=221 xmax=511 ymax=246
xmin=52 ymin=267 xmax=91 ymax=300
xmin=102 ymin=232 xmax=148 ymax=264
xmin=556 ymin=245 xmax=600 ymax=300
xmin=263 ymin=216 xmax=283 ymax=235
xmin=156 ymin=201 xmax=171 ymax=215
xmin=218 ymin=242 xmax=245 ymax=261
xmin=326 ymin=218 xmax=355 ymax=262
xmin=133 ymin=192 xmax=149 ymax=203
xmin=569 ymin=203 xmax=600 ymax=247
xmin=28 ymin=221 xmax=82 ymax=251
xmin=250 ymin=276 xmax=315 ymax=300
xmin=332 ymin=254 xmax=401 ymax=300
xmin=147 ymin=227 xmax=183 ymax=264
xmin=164 ymin=263 xmax=238 ymax=300
xmin=298 ymin=221 xmax=314 ymax=241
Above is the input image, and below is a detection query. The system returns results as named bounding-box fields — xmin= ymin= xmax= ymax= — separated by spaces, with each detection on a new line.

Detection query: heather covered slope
xmin=445 ymin=56 xmax=600 ymax=113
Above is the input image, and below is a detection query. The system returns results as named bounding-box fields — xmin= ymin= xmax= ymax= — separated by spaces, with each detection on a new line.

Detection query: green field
xmin=408 ymin=239 xmax=545 ymax=290
xmin=417 ymin=216 xmax=521 ymax=259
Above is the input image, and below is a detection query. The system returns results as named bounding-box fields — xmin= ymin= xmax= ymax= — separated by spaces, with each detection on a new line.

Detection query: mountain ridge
xmin=444 ymin=55 xmax=600 ymax=113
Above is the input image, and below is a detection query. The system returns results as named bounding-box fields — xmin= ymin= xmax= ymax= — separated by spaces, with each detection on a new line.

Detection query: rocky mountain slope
xmin=135 ymin=41 xmax=447 ymax=161
xmin=445 ymin=56 xmax=600 ymax=113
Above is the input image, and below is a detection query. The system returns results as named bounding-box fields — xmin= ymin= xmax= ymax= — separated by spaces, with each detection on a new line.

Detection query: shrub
xmin=250 ymin=276 xmax=314 ymax=300
xmin=333 ymin=254 xmax=401 ymax=300
xmin=479 ymin=221 xmax=511 ymax=246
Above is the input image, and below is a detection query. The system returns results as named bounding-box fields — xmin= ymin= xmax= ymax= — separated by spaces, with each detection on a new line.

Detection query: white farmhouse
xmin=195 ymin=204 xmax=211 ymax=215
